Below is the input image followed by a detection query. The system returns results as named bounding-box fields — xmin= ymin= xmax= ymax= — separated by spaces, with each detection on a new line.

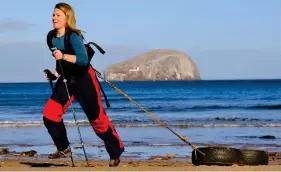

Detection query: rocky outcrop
xmin=105 ymin=49 xmax=200 ymax=81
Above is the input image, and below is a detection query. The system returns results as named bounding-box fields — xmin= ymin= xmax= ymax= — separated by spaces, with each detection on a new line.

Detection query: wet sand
xmin=0 ymin=153 xmax=280 ymax=171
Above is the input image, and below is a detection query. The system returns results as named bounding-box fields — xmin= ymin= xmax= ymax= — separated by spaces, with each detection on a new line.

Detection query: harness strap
xmin=87 ymin=42 xmax=106 ymax=54
xmin=90 ymin=65 xmax=110 ymax=108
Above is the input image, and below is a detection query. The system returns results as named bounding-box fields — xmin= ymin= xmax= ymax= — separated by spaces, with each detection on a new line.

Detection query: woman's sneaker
xmin=109 ymin=157 xmax=120 ymax=167
xmin=48 ymin=146 xmax=72 ymax=159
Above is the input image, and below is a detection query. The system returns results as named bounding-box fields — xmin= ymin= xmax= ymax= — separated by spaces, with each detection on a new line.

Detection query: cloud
xmin=0 ymin=19 xmax=34 ymax=33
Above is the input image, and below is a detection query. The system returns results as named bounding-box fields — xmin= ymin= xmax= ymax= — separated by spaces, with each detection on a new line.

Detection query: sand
xmin=0 ymin=157 xmax=280 ymax=171
xmin=0 ymin=148 xmax=280 ymax=171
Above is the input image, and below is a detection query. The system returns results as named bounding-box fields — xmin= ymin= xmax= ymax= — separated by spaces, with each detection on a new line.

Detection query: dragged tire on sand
xmin=192 ymin=147 xmax=243 ymax=166
xmin=192 ymin=147 xmax=269 ymax=166
xmin=238 ymin=149 xmax=268 ymax=165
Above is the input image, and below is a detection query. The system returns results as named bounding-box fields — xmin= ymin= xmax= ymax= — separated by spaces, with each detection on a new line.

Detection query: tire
xmin=239 ymin=149 xmax=268 ymax=165
xmin=192 ymin=147 xmax=243 ymax=166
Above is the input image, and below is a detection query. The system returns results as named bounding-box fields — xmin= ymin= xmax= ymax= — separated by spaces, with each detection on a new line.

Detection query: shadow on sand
xmin=20 ymin=162 xmax=68 ymax=167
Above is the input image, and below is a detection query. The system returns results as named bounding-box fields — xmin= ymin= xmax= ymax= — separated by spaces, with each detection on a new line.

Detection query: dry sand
xmin=0 ymin=158 xmax=280 ymax=171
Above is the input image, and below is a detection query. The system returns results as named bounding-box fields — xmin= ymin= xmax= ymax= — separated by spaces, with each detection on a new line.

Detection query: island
xmin=104 ymin=49 xmax=200 ymax=81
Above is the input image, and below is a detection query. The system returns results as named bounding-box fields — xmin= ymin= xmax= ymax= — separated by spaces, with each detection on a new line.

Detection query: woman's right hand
xmin=44 ymin=69 xmax=58 ymax=81
xmin=46 ymin=74 xmax=50 ymax=81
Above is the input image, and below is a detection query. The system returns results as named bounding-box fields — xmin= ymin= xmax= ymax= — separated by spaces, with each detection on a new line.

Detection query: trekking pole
xmin=57 ymin=59 xmax=90 ymax=167
xmin=93 ymin=69 xmax=205 ymax=157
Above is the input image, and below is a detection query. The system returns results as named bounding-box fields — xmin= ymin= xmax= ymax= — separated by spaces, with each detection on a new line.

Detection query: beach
xmin=0 ymin=156 xmax=280 ymax=171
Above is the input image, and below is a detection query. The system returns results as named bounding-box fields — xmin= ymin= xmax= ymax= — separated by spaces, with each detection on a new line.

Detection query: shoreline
xmin=0 ymin=157 xmax=280 ymax=171
xmin=0 ymin=147 xmax=280 ymax=171
xmin=1 ymin=142 xmax=281 ymax=161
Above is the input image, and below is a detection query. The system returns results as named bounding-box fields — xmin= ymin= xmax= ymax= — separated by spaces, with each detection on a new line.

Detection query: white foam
xmin=0 ymin=121 xmax=281 ymax=128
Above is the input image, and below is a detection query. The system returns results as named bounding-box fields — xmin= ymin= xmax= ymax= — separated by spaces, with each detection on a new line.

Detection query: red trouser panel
xmin=87 ymin=67 xmax=110 ymax=133
xmin=87 ymin=67 xmax=124 ymax=149
xmin=43 ymin=77 xmax=75 ymax=122
xmin=43 ymin=96 xmax=75 ymax=122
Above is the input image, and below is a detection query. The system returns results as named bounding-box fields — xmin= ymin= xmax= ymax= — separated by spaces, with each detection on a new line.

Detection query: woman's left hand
xmin=53 ymin=50 xmax=64 ymax=60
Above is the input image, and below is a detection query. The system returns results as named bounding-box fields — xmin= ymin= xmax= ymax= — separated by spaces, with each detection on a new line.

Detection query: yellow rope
xmin=94 ymin=69 xmax=205 ymax=158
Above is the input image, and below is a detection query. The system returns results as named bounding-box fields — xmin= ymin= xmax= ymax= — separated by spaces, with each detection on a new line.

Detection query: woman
xmin=43 ymin=2 xmax=124 ymax=167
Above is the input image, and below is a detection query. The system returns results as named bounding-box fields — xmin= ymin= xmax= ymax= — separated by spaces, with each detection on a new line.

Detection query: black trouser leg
xmin=97 ymin=126 xmax=125 ymax=159
xmin=73 ymin=67 xmax=125 ymax=159
xmin=43 ymin=117 xmax=69 ymax=151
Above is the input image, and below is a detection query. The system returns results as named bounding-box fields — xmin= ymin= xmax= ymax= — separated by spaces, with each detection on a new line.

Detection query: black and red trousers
xmin=43 ymin=66 xmax=124 ymax=159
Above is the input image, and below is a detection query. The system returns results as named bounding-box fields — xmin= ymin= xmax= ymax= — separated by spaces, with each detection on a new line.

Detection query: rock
xmin=148 ymin=157 xmax=163 ymax=161
xmin=166 ymin=153 xmax=176 ymax=159
xmin=19 ymin=150 xmax=37 ymax=157
xmin=148 ymin=154 xmax=176 ymax=161
xmin=73 ymin=146 xmax=82 ymax=149
xmin=269 ymin=152 xmax=281 ymax=159
xmin=259 ymin=135 xmax=275 ymax=139
xmin=0 ymin=148 xmax=9 ymax=155
xmin=105 ymin=49 xmax=200 ymax=81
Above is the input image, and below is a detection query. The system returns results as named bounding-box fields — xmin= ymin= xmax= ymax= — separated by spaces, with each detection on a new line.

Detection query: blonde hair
xmin=54 ymin=2 xmax=84 ymax=35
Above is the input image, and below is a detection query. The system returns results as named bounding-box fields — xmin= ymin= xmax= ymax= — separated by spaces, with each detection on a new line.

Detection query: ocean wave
xmin=1 ymin=104 xmax=280 ymax=116
xmin=0 ymin=120 xmax=281 ymax=128
xmin=106 ymin=104 xmax=281 ymax=112
xmin=3 ymin=104 xmax=281 ymax=111
xmin=102 ymin=96 xmax=281 ymax=102
xmin=111 ymin=117 xmax=276 ymax=123
xmin=214 ymin=117 xmax=263 ymax=121
xmin=251 ymin=104 xmax=281 ymax=109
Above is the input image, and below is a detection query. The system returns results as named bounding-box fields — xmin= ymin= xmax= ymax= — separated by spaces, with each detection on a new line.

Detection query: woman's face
xmin=52 ymin=8 xmax=67 ymax=30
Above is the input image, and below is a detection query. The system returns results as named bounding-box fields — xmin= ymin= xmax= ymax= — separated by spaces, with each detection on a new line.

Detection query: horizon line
xmin=0 ymin=78 xmax=281 ymax=84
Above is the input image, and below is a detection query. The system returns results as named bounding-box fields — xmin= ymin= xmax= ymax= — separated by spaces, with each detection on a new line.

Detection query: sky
xmin=0 ymin=0 xmax=280 ymax=82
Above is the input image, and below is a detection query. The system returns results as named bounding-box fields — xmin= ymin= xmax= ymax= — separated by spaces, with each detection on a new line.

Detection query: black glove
xmin=43 ymin=69 xmax=58 ymax=81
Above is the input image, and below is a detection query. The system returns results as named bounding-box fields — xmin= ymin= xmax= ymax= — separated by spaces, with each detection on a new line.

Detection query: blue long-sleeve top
xmin=52 ymin=32 xmax=88 ymax=66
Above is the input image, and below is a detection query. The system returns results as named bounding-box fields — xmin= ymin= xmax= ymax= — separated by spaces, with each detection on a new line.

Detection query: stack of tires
xmin=192 ymin=147 xmax=269 ymax=166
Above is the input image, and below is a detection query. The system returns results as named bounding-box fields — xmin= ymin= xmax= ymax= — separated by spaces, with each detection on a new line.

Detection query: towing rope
xmin=94 ymin=69 xmax=205 ymax=158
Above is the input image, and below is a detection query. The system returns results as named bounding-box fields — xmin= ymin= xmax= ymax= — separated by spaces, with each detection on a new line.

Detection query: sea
xmin=0 ymin=80 xmax=280 ymax=161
